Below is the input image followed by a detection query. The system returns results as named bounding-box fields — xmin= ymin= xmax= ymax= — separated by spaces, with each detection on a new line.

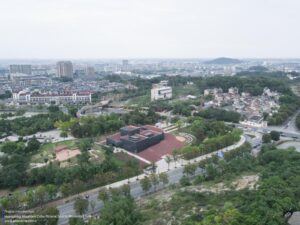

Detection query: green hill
xmin=205 ymin=57 xmax=243 ymax=64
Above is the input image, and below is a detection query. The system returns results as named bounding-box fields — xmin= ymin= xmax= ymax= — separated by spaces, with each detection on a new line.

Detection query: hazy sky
xmin=1 ymin=0 xmax=300 ymax=59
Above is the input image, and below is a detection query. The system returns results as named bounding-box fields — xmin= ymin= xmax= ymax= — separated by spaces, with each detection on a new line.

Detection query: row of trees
xmin=56 ymin=110 xmax=160 ymax=138
xmin=0 ymin=156 xmax=141 ymax=209
xmin=181 ymin=128 xmax=242 ymax=160
xmin=65 ymin=184 xmax=142 ymax=225
xmin=194 ymin=142 xmax=254 ymax=181
xmin=139 ymin=173 xmax=169 ymax=193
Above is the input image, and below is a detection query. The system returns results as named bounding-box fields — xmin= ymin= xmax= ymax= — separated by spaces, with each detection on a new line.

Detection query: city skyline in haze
xmin=1 ymin=0 xmax=300 ymax=59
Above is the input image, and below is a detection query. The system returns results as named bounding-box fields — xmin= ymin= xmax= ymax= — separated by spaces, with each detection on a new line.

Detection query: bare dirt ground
xmin=138 ymin=175 xmax=259 ymax=206
xmin=89 ymin=150 xmax=99 ymax=159
xmin=233 ymin=175 xmax=259 ymax=190
xmin=137 ymin=174 xmax=260 ymax=225
xmin=56 ymin=149 xmax=81 ymax=161
xmin=137 ymin=188 xmax=175 ymax=206
xmin=185 ymin=175 xmax=259 ymax=193
xmin=175 ymin=136 xmax=186 ymax=142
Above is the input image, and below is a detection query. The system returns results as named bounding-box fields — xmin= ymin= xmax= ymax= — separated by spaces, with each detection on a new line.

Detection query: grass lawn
xmin=89 ymin=143 xmax=106 ymax=162
xmin=114 ymin=152 xmax=147 ymax=170
xmin=31 ymin=139 xmax=79 ymax=164
xmin=31 ymin=139 xmax=107 ymax=165
xmin=59 ymin=156 xmax=79 ymax=168
xmin=127 ymin=94 xmax=151 ymax=106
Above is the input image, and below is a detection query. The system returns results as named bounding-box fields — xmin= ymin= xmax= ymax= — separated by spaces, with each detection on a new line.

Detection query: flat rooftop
xmin=120 ymin=134 xmax=148 ymax=142
xmin=110 ymin=125 xmax=163 ymax=143
xmin=121 ymin=125 xmax=140 ymax=131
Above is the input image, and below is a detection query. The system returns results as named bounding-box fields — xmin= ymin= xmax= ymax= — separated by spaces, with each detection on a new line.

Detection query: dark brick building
xmin=106 ymin=125 xmax=164 ymax=153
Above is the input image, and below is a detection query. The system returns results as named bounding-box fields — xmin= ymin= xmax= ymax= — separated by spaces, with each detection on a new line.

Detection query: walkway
xmin=156 ymin=135 xmax=246 ymax=173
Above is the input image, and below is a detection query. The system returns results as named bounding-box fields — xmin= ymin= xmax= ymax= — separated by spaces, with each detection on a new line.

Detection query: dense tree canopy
xmin=181 ymin=126 xmax=241 ymax=160
xmin=270 ymin=130 xmax=280 ymax=141
xmin=0 ymin=90 xmax=12 ymax=99
xmin=68 ymin=110 xmax=160 ymax=138
xmin=194 ymin=108 xmax=241 ymax=123
xmin=95 ymin=195 xmax=142 ymax=225
xmin=203 ymin=75 xmax=290 ymax=96
xmin=190 ymin=118 xmax=231 ymax=144
xmin=0 ymin=111 xmax=71 ymax=136
xmin=262 ymin=133 xmax=272 ymax=143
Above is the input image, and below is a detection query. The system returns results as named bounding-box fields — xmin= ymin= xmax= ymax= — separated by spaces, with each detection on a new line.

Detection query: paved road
xmin=267 ymin=109 xmax=300 ymax=134
xmin=56 ymin=136 xmax=246 ymax=225
xmin=234 ymin=123 xmax=300 ymax=139
xmin=57 ymin=166 xmax=192 ymax=225
xmin=244 ymin=132 xmax=262 ymax=156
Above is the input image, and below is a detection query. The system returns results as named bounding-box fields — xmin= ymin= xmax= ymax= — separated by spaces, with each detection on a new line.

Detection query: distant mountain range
xmin=205 ymin=57 xmax=243 ymax=64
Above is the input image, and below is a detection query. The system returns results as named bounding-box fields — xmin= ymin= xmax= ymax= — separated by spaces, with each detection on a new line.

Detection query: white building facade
xmin=13 ymin=91 xmax=92 ymax=105
xmin=151 ymin=81 xmax=172 ymax=101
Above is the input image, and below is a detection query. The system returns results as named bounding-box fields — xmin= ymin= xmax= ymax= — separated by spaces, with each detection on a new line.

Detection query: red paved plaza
xmin=137 ymin=133 xmax=185 ymax=162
